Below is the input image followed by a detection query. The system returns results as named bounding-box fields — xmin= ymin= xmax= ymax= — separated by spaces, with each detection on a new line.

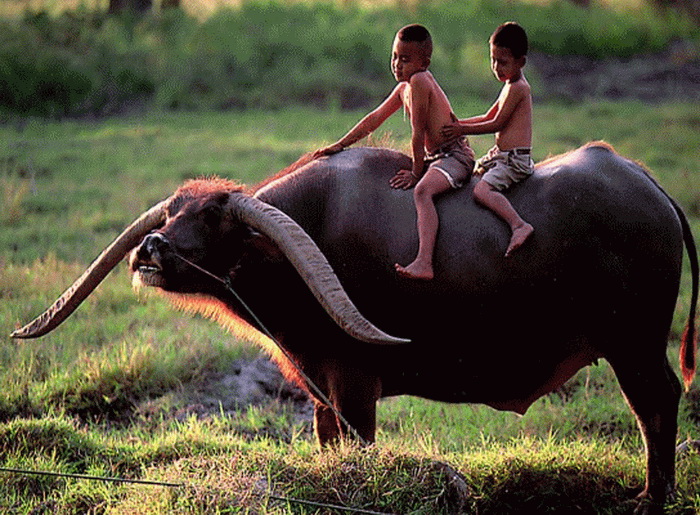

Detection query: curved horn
xmin=11 ymin=201 xmax=168 ymax=339
xmin=228 ymin=193 xmax=409 ymax=345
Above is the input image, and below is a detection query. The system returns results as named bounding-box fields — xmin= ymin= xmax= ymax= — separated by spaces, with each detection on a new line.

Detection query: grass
xmin=1 ymin=417 xmax=698 ymax=512
xmin=1 ymin=101 xmax=699 ymax=512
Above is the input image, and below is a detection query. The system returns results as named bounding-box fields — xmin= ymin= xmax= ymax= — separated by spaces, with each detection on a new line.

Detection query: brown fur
xmin=252 ymin=152 xmax=316 ymax=194
xmin=175 ymin=176 xmax=244 ymax=198
xmin=682 ymin=323 xmax=697 ymax=391
xmin=250 ymin=137 xmax=406 ymax=194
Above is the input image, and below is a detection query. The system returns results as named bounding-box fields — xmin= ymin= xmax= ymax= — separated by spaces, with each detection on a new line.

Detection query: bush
xmin=0 ymin=10 xmax=156 ymax=117
xmin=0 ymin=0 xmax=697 ymax=117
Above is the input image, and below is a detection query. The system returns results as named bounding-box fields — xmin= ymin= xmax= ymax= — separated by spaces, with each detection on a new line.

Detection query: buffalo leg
xmin=312 ymin=370 xmax=380 ymax=446
xmin=335 ymin=394 xmax=377 ymax=444
xmin=609 ymin=356 xmax=681 ymax=509
xmin=314 ymin=403 xmax=341 ymax=445
xmin=313 ymin=398 xmax=377 ymax=446
xmin=333 ymin=371 xmax=381 ymax=445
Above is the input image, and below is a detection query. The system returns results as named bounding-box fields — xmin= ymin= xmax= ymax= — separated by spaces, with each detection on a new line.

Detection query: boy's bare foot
xmin=505 ymin=223 xmax=534 ymax=257
xmin=395 ymin=262 xmax=434 ymax=280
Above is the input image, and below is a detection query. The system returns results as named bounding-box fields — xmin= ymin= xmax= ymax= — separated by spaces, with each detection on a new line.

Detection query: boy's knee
xmin=414 ymin=176 xmax=446 ymax=200
xmin=473 ymin=179 xmax=493 ymax=200
xmin=413 ymin=182 xmax=432 ymax=201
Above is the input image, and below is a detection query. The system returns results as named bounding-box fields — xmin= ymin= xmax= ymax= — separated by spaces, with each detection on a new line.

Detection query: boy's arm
xmin=456 ymin=83 xmax=526 ymax=136
xmin=312 ymin=86 xmax=403 ymax=159
xmin=459 ymin=101 xmax=499 ymax=125
xmin=441 ymin=101 xmax=498 ymax=140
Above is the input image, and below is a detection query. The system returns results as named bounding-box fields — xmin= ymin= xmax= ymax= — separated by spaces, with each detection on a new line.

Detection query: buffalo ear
xmin=244 ymin=230 xmax=285 ymax=263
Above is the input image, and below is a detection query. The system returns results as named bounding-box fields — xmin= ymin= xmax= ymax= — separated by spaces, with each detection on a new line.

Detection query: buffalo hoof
xmin=632 ymin=490 xmax=670 ymax=515
xmin=632 ymin=499 xmax=664 ymax=515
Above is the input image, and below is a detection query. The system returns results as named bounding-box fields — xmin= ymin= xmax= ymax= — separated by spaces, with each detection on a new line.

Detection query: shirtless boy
xmin=442 ymin=22 xmax=534 ymax=257
xmin=313 ymin=24 xmax=474 ymax=280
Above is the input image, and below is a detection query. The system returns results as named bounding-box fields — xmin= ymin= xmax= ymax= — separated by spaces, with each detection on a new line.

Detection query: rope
xmin=0 ymin=467 xmax=394 ymax=514
xmin=0 ymin=466 xmax=182 ymax=487
xmin=171 ymin=252 xmax=370 ymax=445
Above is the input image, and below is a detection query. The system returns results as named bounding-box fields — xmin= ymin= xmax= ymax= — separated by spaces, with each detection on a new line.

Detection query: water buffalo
xmin=12 ymin=142 xmax=697 ymax=511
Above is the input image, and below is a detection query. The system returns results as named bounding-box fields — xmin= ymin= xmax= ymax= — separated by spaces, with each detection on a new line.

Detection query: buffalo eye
xmin=199 ymin=204 xmax=223 ymax=227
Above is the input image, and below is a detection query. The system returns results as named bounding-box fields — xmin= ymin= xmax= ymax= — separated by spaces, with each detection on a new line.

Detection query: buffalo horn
xmin=11 ymin=201 xmax=168 ymax=339
xmin=228 ymin=193 xmax=409 ymax=345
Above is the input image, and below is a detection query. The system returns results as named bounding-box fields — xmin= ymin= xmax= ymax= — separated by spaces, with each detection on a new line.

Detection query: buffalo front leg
xmin=609 ymin=356 xmax=681 ymax=512
xmin=314 ymin=403 xmax=341 ymax=445
xmin=312 ymin=372 xmax=380 ymax=446
xmin=336 ymin=394 xmax=377 ymax=444
xmin=313 ymin=397 xmax=378 ymax=446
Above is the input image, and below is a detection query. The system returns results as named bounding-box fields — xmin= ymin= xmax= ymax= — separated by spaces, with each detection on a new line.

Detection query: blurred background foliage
xmin=0 ymin=0 xmax=698 ymax=117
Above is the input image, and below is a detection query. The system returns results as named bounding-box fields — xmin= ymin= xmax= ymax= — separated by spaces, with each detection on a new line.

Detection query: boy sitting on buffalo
xmin=313 ymin=24 xmax=475 ymax=281
xmin=442 ymin=22 xmax=534 ymax=257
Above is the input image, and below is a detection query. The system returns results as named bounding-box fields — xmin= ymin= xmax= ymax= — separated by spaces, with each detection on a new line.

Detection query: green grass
xmin=1 ymin=417 xmax=698 ymax=513
xmin=1 ymin=102 xmax=699 ymax=512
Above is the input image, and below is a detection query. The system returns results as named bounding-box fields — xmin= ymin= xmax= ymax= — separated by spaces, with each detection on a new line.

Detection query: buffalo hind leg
xmin=609 ymin=356 xmax=681 ymax=513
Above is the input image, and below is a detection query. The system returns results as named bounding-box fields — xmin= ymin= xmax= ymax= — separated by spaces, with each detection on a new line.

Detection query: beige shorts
xmin=425 ymin=138 xmax=475 ymax=189
xmin=475 ymin=146 xmax=534 ymax=191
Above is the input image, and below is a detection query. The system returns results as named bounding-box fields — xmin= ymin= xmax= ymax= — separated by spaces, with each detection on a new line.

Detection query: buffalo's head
xmin=130 ymin=180 xmax=253 ymax=294
xmin=12 ymin=178 xmax=408 ymax=345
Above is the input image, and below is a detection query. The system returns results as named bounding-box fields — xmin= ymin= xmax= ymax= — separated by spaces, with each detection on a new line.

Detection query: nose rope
xmin=170 ymin=252 xmax=369 ymax=445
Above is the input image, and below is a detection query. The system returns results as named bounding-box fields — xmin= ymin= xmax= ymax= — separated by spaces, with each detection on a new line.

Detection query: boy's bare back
xmin=398 ymin=70 xmax=458 ymax=154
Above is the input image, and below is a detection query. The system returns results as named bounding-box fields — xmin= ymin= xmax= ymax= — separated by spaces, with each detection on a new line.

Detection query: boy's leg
xmin=395 ymin=169 xmax=452 ymax=280
xmin=473 ymin=179 xmax=533 ymax=257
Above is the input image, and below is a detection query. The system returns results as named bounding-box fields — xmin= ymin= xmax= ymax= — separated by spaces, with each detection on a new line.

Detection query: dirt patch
xmin=138 ymin=357 xmax=314 ymax=425
xmin=529 ymin=41 xmax=700 ymax=102
xmin=180 ymin=357 xmax=310 ymax=415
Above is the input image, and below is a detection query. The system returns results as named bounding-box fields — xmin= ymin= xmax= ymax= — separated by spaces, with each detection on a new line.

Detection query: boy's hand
xmin=440 ymin=122 xmax=462 ymax=140
xmin=312 ymin=143 xmax=344 ymax=160
xmin=390 ymin=169 xmax=418 ymax=190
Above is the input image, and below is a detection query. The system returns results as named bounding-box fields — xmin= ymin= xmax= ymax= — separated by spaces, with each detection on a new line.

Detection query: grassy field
xmin=1 ymin=101 xmax=699 ymax=512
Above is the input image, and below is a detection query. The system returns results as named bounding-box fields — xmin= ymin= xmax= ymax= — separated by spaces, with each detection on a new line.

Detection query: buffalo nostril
xmin=143 ymin=233 xmax=168 ymax=255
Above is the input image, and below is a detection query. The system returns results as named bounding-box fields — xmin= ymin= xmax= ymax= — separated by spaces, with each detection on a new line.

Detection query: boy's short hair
xmin=490 ymin=22 xmax=528 ymax=59
xmin=397 ymin=24 xmax=433 ymax=59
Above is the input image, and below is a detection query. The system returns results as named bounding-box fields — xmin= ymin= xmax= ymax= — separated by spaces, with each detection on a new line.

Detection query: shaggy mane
xmin=170 ymin=154 xmax=316 ymax=199
xmin=175 ymin=176 xmax=245 ymax=197
xmin=252 ymin=152 xmax=316 ymax=193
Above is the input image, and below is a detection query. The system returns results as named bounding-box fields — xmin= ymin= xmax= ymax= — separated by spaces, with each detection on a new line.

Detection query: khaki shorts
xmin=425 ymin=138 xmax=475 ymax=189
xmin=475 ymin=146 xmax=534 ymax=191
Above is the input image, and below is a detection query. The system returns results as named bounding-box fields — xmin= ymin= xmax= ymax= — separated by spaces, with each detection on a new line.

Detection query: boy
xmin=313 ymin=24 xmax=474 ymax=280
xmin=442 ymin=22 xmax=534 ymax=257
